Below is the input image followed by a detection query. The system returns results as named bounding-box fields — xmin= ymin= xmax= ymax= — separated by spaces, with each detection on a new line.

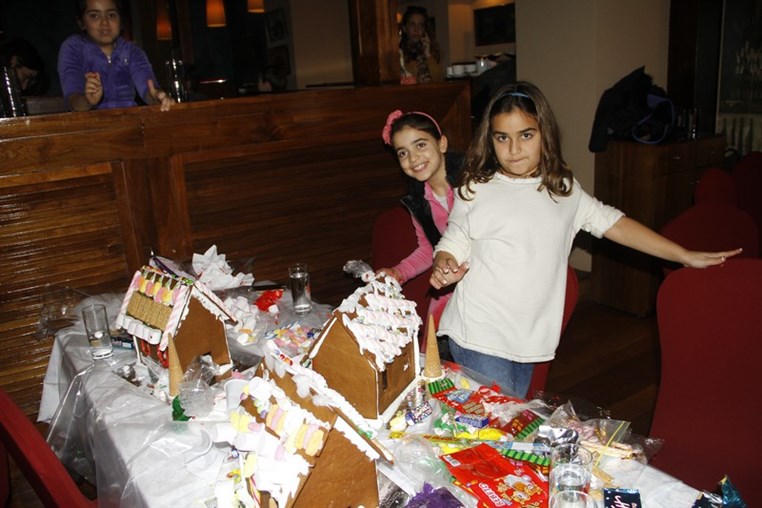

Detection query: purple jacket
xmin=58 ymin=34 xmax=158 ymax=110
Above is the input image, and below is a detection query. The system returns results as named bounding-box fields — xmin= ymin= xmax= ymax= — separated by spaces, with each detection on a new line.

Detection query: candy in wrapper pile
xmin=440 ymin=443 xmax=547 ymax=507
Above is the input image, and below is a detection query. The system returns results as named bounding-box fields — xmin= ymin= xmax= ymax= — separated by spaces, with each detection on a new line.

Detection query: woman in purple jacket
xmin=58 ymin=0 xmax=173 ymax=112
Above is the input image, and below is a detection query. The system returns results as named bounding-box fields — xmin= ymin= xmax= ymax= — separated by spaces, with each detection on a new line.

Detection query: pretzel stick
xmin=581 ymin=439 xmax=633 ymax=459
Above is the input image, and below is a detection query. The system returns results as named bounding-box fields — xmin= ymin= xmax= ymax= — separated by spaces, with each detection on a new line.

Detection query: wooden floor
xmin=546 ymin=272 xmax=660 ymax=437
xmin=6 ymin=272 xmax=660 ymax=506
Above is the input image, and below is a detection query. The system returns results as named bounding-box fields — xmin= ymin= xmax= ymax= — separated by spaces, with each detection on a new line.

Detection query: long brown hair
xmin=399 ymin=5 xmax=440 ymax=63
xmin=458 ymin=81 xmax=573 ymax=199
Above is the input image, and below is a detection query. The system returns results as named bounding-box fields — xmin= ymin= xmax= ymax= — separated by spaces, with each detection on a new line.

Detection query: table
xmin=39 ymin=300 xmax=701 ymax=507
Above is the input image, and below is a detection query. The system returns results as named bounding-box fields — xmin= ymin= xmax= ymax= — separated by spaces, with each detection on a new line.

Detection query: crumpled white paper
xmin=192 ymin=245 xmax=255 ymax=290
xmin=223 ymin=295 xmax=265 ymax=345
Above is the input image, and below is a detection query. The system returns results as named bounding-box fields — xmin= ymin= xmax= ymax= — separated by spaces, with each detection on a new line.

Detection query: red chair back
xmin=0 ymin=389 xmax=96 ymax=507
xmin=651 ymin=259 xmax=762 ymax=502
xmin=660 ymin=202 xmax=759 ymax=274
xmin=371 ymin=206 xmax=432 ymax=326
xmin=526 ymin=265 xmax=579 ymax=397
xmin=694 ymin=167 xmax=736 ymax=205
xmin=732 ymin=151 xmax=762 ymax=250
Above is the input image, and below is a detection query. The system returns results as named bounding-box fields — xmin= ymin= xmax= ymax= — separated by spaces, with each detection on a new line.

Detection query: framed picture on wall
xmin=266 ymin=8 xmax=288 ymax=42
xmin=474 ymin=4 xmax=516 ymax=46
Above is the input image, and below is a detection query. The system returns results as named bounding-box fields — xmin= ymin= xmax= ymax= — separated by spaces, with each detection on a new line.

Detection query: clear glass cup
xmin=288 ymin=262 xmax=312 ymax=314
xmin=549 ymin=490 xmax=598 ymax=508
xmin=549 ymin=443 xmax=593 ymax=494
xmin=1 ymin=65 xmax=26 ymax=117
xmin=81 ymin=304 xmax=113 ymax=359
xmin=165 ymin=58 xmax=189 ymax=103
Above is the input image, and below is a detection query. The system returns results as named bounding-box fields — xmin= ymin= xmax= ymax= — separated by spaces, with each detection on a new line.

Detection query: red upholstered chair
xmin=371 ymin=205 xmax=433 ymax=326
xmin=0 ymin=389 xmax=96 ymax=508
xmin=733 ymin=151 xmax=762 ymax=250
xmin=693 ymin=167 xmax=737 ymax=205
xmin=526 ymin=265 xmax=579 ymax=398
xmin=659 ymin=202 xmax=759 ymax=275
xmin=650 ymin=259 xmax=762 ymax=503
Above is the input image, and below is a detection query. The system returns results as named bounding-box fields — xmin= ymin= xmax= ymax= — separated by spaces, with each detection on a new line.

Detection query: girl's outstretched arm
xmin=431 ymin=251 xmax=469 ymax=288
xmin=603 ymin=216 xmax=743 ymax=268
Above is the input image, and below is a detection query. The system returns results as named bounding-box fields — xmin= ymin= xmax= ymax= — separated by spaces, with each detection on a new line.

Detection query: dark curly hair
xmin=458 ymin=81 xmax=573 ymax=200
xmin=399 ymin=5 xmax=440 ymax=63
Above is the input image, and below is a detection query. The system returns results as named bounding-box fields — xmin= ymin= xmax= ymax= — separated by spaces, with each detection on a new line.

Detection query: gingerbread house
xmin=304 ymin=273 xmax=421 ymax=423
xmin=236 ymin=351 xmax=388 ymax=507
xmin=115 ymin=265 xmax=236 ymax=396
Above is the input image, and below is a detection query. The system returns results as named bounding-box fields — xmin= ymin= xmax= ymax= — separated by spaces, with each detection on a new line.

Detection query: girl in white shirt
xmin=431 ymin=81 xmax=741 ymax=398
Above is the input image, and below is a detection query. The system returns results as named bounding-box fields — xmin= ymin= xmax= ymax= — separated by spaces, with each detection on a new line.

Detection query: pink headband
xmin=381 ymin=109 xmax=442 ymax=145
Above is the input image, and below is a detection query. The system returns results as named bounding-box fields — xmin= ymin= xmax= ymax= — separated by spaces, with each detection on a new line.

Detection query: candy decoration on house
xmin=422 ymin=314 xmax=444 ymax=380
xmin=225 ymin=348 xmax=390 ymax=507
xmin=115 ymin=265 xmax=236 ymax=396
xmin=305 ymin=271 xmax=422 ymax=423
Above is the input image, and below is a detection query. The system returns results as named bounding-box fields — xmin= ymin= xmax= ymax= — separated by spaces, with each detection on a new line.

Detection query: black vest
xmin=400 ymin=152 xmax=464 ymax=247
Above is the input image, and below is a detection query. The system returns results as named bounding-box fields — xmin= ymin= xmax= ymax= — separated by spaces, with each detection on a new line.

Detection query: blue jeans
xmin=448 ymin=338 xmax=534 ymax=399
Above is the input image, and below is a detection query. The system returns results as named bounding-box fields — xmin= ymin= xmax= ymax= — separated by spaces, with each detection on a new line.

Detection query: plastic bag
xmin=343 ymin=259 xmax=374 ymax=279
xmin=35 ymin=285 xmax=90 ymax=341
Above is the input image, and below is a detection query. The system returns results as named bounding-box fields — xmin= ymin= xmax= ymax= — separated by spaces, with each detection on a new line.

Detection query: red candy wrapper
xmin=440 ymin=444 xmax=548 ymax=507
xmin=495 ymin=409 xmax=544 ymax=440
xmin=254 ymin=289 xmax=284 ymax=311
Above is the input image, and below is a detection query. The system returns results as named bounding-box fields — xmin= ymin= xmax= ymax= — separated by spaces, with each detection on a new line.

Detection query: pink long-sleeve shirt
xmin=394 ymin=182 xmax=453 ymax=282
xmin=394 ymin=182 xmax=454 ymax=333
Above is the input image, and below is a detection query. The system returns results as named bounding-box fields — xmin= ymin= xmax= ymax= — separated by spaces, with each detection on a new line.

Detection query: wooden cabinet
xmin=591 ymin=136 xmax=725 ymax=316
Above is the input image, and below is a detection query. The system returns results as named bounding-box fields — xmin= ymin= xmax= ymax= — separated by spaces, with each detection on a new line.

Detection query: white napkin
xmin=192 ymin=245 xmax=255 ymax=290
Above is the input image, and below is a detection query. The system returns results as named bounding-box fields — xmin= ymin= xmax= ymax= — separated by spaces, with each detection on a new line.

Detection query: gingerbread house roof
xmin=115 ymin=265 xmax=236 ymax=352
xmin=304 ymin=273 xmax=422 ymax=423
xmin=306 ymin=273 xmax=422 ymax=372
xmin=235 ymin=347 xmax=389 ymax=507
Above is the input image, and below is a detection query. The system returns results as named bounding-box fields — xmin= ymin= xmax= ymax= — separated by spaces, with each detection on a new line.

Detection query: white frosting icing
xmin=116 ymin=265 xmax=237 ymax=352
xmin=313 ymin=272 xmax=421 ymax=371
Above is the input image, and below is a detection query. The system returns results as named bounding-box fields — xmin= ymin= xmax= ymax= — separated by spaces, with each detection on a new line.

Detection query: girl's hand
xmin=681 ymin=248 xmax=743 ymax=268
xmin=431 ymin=251 xmax=468 ymax=289
xmin=84 ymin=72 xmax=102 ymax=106
xmin=421 ymin=33 xmax=431 ymax=58
xmin=147 ymin=79 xmax=175 ymax=111
xmin=376 ymin=267 xmax=403 ymax=283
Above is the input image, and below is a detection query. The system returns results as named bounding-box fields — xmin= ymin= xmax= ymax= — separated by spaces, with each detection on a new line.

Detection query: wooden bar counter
xmin=0 ymin=81 xmax=472 ymax=416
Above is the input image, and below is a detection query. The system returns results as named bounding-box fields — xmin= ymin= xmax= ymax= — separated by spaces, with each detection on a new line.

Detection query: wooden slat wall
xmin=0 ymin=81 xmax=472 ymax=418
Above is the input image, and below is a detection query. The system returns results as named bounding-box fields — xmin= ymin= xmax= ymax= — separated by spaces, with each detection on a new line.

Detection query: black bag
xmin=589 ymin=66 xmax=676 ymax=152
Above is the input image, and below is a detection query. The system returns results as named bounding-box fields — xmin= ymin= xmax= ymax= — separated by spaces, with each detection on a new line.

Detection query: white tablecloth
xmin=40 ymin=327 xmax=702 ymax=507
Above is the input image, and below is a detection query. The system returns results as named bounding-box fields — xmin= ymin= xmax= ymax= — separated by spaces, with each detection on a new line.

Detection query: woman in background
xmin=399 ymin=5 xmax=444 ymax=84
xmin=58 ymin=0 xmax=173 ymax=111
xmin=0 ymin=37 xmax=50 ymax=96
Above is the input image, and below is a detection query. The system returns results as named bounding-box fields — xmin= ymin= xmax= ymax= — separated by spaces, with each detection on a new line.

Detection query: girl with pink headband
xmin=378 ymin=110 xmax=463 ymax=357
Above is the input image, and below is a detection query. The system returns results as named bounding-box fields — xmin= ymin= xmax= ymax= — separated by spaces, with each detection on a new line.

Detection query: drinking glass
xmin=81 ymin=304 xmax=113 ymax=359
xmin=288 ymin=262 xmax=312 ymax=314
xmin=549 ymin=443 xmax=593 ymax=494
xmin=1 ymin=65 xmax=26 ymax=117
xmin=549 ymin=490 xmax=598 ymax=508
xmin=165 ymin=59 xmax=189 ymax=103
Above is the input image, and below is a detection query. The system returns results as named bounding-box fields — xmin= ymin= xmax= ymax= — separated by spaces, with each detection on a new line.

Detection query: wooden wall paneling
xmin=349 ymin=0 xmax=400 ymax=85
xmin=0 ymin=110 xmax=145 ymax=175
xmin=0 ymin=162 xmax=133 ymax=416
xmin=112 ymin=159 xmax=157 ymax=272
xmin=0 ymin=80 xmax=472 ymax=416
xmin=182 ymin=138 xmax=406 ymax=306
xmin=150 ymin=154 xmax=194 ymax=261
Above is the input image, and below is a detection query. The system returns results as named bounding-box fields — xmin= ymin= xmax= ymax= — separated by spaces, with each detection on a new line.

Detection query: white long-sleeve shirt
xmin=435 ymin=174 xmax=624 ymax=362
